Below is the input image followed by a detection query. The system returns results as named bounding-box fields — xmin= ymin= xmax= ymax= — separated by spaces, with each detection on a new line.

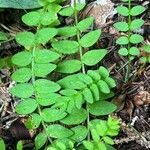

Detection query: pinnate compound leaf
xmin=130 ymin=5 xmax=145 ymax=16
xmin=98 ymin=80 xmax=110 ymax=94
xmin=129 ymin=34 xmax=144 ymax=44
xmin=11 ymin=68 xmax=32 ymax=83
xmin=35 ymin=28 xmax=57 ymax=44
xmin=41 ymin=108 xmax=67 ymax=122
xmin=80 ymin=30 xmax=101 ymax=47
xmin=12 ymin=51 xmax=32 ymax=67
xmin=0 ymin=138 xmax=5 ymax=150
xmin=77 ymin=17 xmax=94 ymax=31
xmin=10 ymin=83 xmax=33 ymax=98
xmin=59 ymin=6 xmax=74 ymax=16
xmin=60 ymin=108 xmax=87 ymax=125
xmin=70 ymin=126 xmax=88 ymax=142
xmin=82 ymin=88 xmax=94 ymax=104
xmin=16 ymin=32 xmax=35 ymax=46
xmin=82 ymin=49 xmax=107 ymax=66
xmin=114 ymin=22 xmax=128 ymax=32
xmin=129 ymin=47 xmax=140 ymax=56
xmin=130 ymin=19 xmax=144 ymax=30
xmin=116 ymin=6 xmax=129 ymax=16
xmin=35 ymin=133 xmax=47 ymax=150
xmin=116 ymin=36 xmax=129 ymax=45
xmin=118 ymin=48 xmax=128 ymax=56
xmin=15 ymin=98 xmax=37 ymax=115
xmin=35 ymin=79 xmax=60 ymax=94
xmin=52 ymin=40 xmax=79 ymax=54
xmin=34 ymin=50 xmax=60 ymax=63
xmin=22 ymin=11 xmax=41 ymax=26
xmin=58 ymin=26 xmax=77 ymax=37
xmin=46 ymin=124 xmax=73 ymax=138
xmin=34 ymin=63 xmax=56 ymax=77
xmin=89 ymin=101 xmax=117 ymax=116
xmin=56 ymin=59 xmax=81 ymax=73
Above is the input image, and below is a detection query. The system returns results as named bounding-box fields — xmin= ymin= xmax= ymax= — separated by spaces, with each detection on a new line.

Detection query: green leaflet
xmin=58 ymin=74 xmax=87 ymax=89
xmin=58 ymin=26 xmax=77 ymax=37
xmin=129 ymin=34 xmax=144 ymax=44
xmin=59 ymin=6 xmax=74 ymax=16
xmin=76 ymin=73 xmax=93 ymax=85
xmin=52 ymin=40 xmax=79 ymax=54
xmin=90 ymin=84 xmax=100 ymax=101
xmin=16 ymin=141 xmax=23 ymax=150
xmin=12 ymin=51 xmax=32 ymax=67
xmin=56 ymin=59 xmax=81 ymax=73
xmin=87 ymin=70 xmax=101 ymax=81
xmin=98 ymin=66 xmax=109 ymax=79
xmin=35 ymin=28 xmax=58 ymax=44
xmin=15 ymin=98 xmax=38 ymax=115
xmin=60 ymin=108 xmax=87 ymax=125
xmin=116 ymin=36 xmax=129 ymax=45
xmin=9 ymin=83 xmax=34 ymax=98
xmin=104 ymin=77 xmax=116 ymax=88
xmin=34 ymin=49 xmax=60 ymax=63
xmin=116 ymin=6 xmax=129 ymax=16
xmin=35 ymin=133 xmax=47 ymax=150
xmin=77 ymin=17 xmax=94 ymax=31
xmin=15 ymin=31 xmax=35 ymax=46
xmin=82 ymin=49 xmax=107 ymax=66
xmin=130 ymin=5 xmax=145 ymax=16
xmin=82 ymin=87 xmax=94 ymax=104
xmin=89 ymin=101 xmax=117 ymax=116
xmin=34 ymin=63 xmax=56 ymax=77
xmin=130 ymin=19 xmax=144 ymax=30
xmin=118 ymin=48 xmax=128 ymax=56
xmin=46 ymin=124 xmax=73 ymax=138
xmin=0 ymin=31 xmax=8 ymax=41
xmin=40 ymin=12 xmax=58 ymax=26
xmin=113 ymin=22 xmax=129 ymax=32
xmin=35 ymin=79 xmax=61 ymax=93
xmin=70 ymin=125 xmax=88 ymax=142
xmin=97 ymin=80 xmax=110 ymax=94
xmin=11 ymin=68 xmax=32 ymax=83
xmin=41 ymin=108 xmax=67 ymax=122
xmin=80 ymin=30 xmax=101 ymax=47
xmin=22 ymin=11 xmax=41 ymax=26
xmin=37 ymin=93 xmax=61 ymax=106
xmin=60 ymin=89 xmax=78 ymax=96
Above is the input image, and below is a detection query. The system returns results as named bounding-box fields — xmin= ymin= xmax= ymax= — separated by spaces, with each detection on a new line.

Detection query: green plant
xmin=83 ymin=116 xmax=120 ymax=150
xmin=114 ymin=0 xmax=145 ymax=81
xmin=9 ymin=0 xmax=119 ymax=149
xmin=0 ymin=138 xmax=5 ymax=150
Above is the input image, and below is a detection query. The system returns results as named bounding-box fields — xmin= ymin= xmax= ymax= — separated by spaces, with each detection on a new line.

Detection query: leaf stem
xmin=73 ymin=0 xmax=90 ymax=141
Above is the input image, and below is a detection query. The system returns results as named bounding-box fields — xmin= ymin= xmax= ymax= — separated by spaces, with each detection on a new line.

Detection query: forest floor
xmin=0 ymin=0 xmax=150 ymax=150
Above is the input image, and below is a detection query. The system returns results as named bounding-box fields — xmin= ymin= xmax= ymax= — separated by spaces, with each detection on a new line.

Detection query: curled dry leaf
xmin=133 ymin=91 xmax=150 ymax=106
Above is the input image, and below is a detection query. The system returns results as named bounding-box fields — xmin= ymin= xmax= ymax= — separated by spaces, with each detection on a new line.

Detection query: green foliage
xmin=83 ymin=116 xmax=120 ymax=150
xmin=10 ymin=0 xmax=119 ymax=149
xmin=114 ymin=1 xmax=145 ymax=59
xmin=140 ymin=44 xmax=150 ymax=63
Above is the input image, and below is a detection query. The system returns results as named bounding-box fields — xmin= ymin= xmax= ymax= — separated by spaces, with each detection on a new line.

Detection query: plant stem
xmin=73 ymin=0 xmax=90 ymax=141
xmin=31 ymin=46 xmax=52 ymax=143
xmin=125 ymin=0 xmax=132 ymax=83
